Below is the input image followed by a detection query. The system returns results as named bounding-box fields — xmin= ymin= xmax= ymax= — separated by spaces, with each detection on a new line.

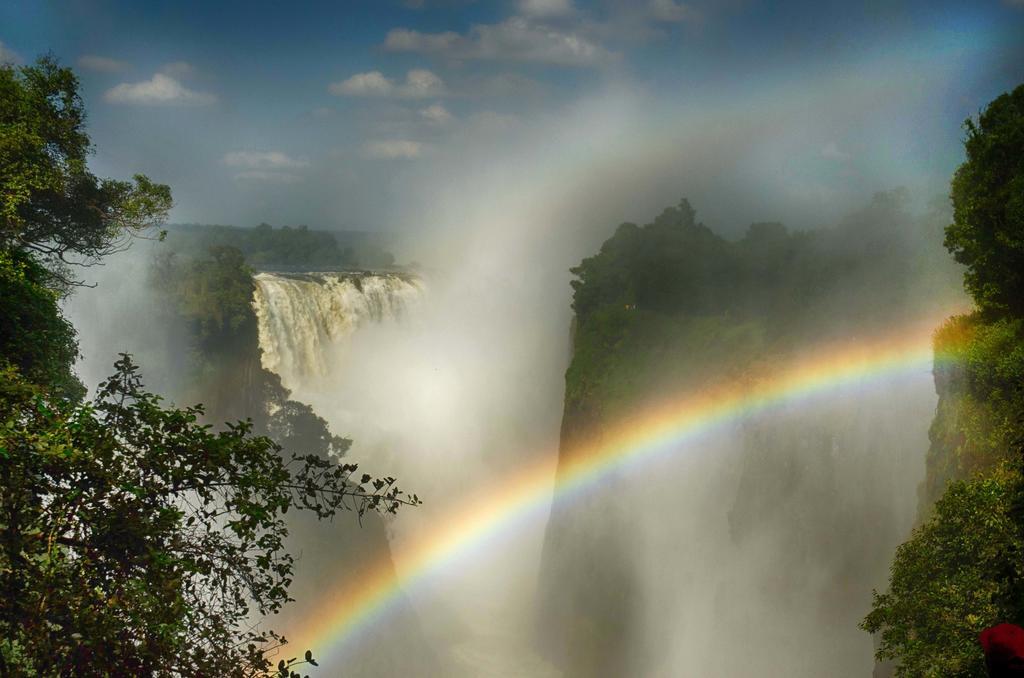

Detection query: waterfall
xmin=252 ymin=271 xmax=423 ymax=391
xmin=251 ymin=265 xmax=566 ymax=676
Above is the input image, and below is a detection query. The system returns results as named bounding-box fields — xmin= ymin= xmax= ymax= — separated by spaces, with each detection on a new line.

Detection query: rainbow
xmin=288 ymin=318 xmax=954 ymax=661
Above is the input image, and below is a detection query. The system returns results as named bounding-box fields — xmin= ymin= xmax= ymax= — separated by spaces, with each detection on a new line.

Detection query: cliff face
xmin=535 ymin=196 xmax=963 ymax=676
xmin=922 ymin=315 xmax=1024 ymax=509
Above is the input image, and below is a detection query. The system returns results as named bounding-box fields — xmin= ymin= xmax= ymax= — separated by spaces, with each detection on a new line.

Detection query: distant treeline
xmin=164 ymin=222 xmax=397 ymax=270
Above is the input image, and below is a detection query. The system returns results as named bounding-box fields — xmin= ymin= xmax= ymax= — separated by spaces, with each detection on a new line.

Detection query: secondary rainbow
xmin=289 ymin=319 xmax=952 ymax=661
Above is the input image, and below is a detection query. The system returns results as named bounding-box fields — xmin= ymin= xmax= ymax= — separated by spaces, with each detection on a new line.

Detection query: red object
xmin=981 ymin=624 xmax=1024 ymax=655
xmin=980 ymin=624 xmax=1024 ymax=677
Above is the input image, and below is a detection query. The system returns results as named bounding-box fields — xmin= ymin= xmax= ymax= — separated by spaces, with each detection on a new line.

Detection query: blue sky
xmin=2 ymin=0 xmax=1022 ymax=233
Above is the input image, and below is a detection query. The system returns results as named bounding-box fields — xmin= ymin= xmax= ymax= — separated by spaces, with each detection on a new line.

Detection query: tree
xmin=0 ymin=247 xmax=84 ymax=400
xmin=945 ymin=84 xmax=1024 ymax=317
xmin=861 ymin=470 xmax=1024 ymax=677
xmin=0 ymin=54 xmax=165 ymax=400
xmin=0 ymin=356 xmax=418 ymax=676
xmin=0 ymin=56 xmax=171 ymax=289
xmin=174 ymin=246 xmax=258 ymax=353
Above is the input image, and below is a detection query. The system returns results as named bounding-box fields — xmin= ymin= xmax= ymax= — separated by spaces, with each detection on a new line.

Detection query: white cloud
xmin=363 ymin=139 xmax=425 ymax=159
xmin=160 ymin=61 xmax=195 ymax=78
xmin=821 ymin=142 xmax=851 ymax=161
xmin=329 ymin=69 xmax=445 ymax=98
xmin=104 ymin=73 xmax=216 ymax=106
xmin=518 ymin=0 xmax=574 ymax=17
xmin=77 ymin=55 xmax=129 ymax=73
xmin=223 ymin=150 xmax=309 ymax=169
xmin=384 ymin=16 xmax=614 ymax=66
xmin=473 ymin=17 xmax=611 ymax=65
xmin=648 ymin=0 xmax=700 ymax=23
xmin=225 ymin=151 xmax=307 ymax=183
xmin=420 ymin=103 xmax=453 ymax=124
xmin=233 ymin=170 xmax=304 ymax=184
xmin=405 ymin=68 xmax=445 ymax=96
xmin=330 ymin=70 xmax=393 ymax=96
xmin=0 ymin=41 xmax=22 ymax=64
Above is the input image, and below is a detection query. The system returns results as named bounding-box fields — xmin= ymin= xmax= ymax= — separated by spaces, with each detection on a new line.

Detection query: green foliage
xmin=199 ymin=223 xmax=352 ymax=269
xmin=267 ymin=400 xmax=352 ymax=461
xmin=924 ymin=315 xmax=1024 ymax=502
xmin=0 ymin=248 xmax=84 ymax=400
xmin=862 ymin=469 xmax=1024 ymax=677
xmin=570 ymin=200 xmax=729 ymax=319
xmin=565 ymin=307 xmax=764 ymax=421
xmin=0 ymin=57 xmax=171 ymax=289
xmin=946 ymin=84 xmax=1024 ymax=317
xmin=173 ymin=246 xmax=259 ymax=353
xmin=881 ymin=314 xmax=1024 ymax=676
xmin=570 ymin=192 xmax=954 ymax=335
xmin=0 ymin=356 xmax=417 ymax=676
xmin=563 ymin=193 xmax=959 ymax=426
xmin=0 ymin=54 xmax=168 ymax=395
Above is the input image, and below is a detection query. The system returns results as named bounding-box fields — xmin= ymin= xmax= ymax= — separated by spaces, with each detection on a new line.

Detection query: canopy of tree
xmin=0 ymin=57 xmax=171 ymax=290
xmin=946 ymin=84 xmax=1024 ymax=318
xmin=0 ymin=248 xmax=83 ymax=400
xmin=0 ymin=357 xmax=414 ymax=676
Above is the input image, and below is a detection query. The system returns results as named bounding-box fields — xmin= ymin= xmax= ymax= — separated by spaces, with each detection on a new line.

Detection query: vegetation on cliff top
xmin=563 ymin=190 xmax=959 ymax=428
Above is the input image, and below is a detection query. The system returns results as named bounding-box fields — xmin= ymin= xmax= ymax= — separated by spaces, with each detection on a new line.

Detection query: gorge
xmin=5 ymin=11 xmax=1023 ymax=676
xmin=57 ymin=184 xmax=997 ymax=676
xmin=138 ymin=192 xmax=962 ymax=677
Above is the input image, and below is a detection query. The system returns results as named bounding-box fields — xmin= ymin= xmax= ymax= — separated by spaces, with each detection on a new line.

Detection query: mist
xmin=56 ymin=48 xmax=973 ymax=676
xmin=8 ymin=0 xmax=1024 ymax=673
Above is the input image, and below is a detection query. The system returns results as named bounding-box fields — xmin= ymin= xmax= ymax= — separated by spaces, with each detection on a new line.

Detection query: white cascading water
xmin=248 ymin=262 xmax=566 ymax=676
xmin=252 ymin=272 xmax=423 ymax=392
